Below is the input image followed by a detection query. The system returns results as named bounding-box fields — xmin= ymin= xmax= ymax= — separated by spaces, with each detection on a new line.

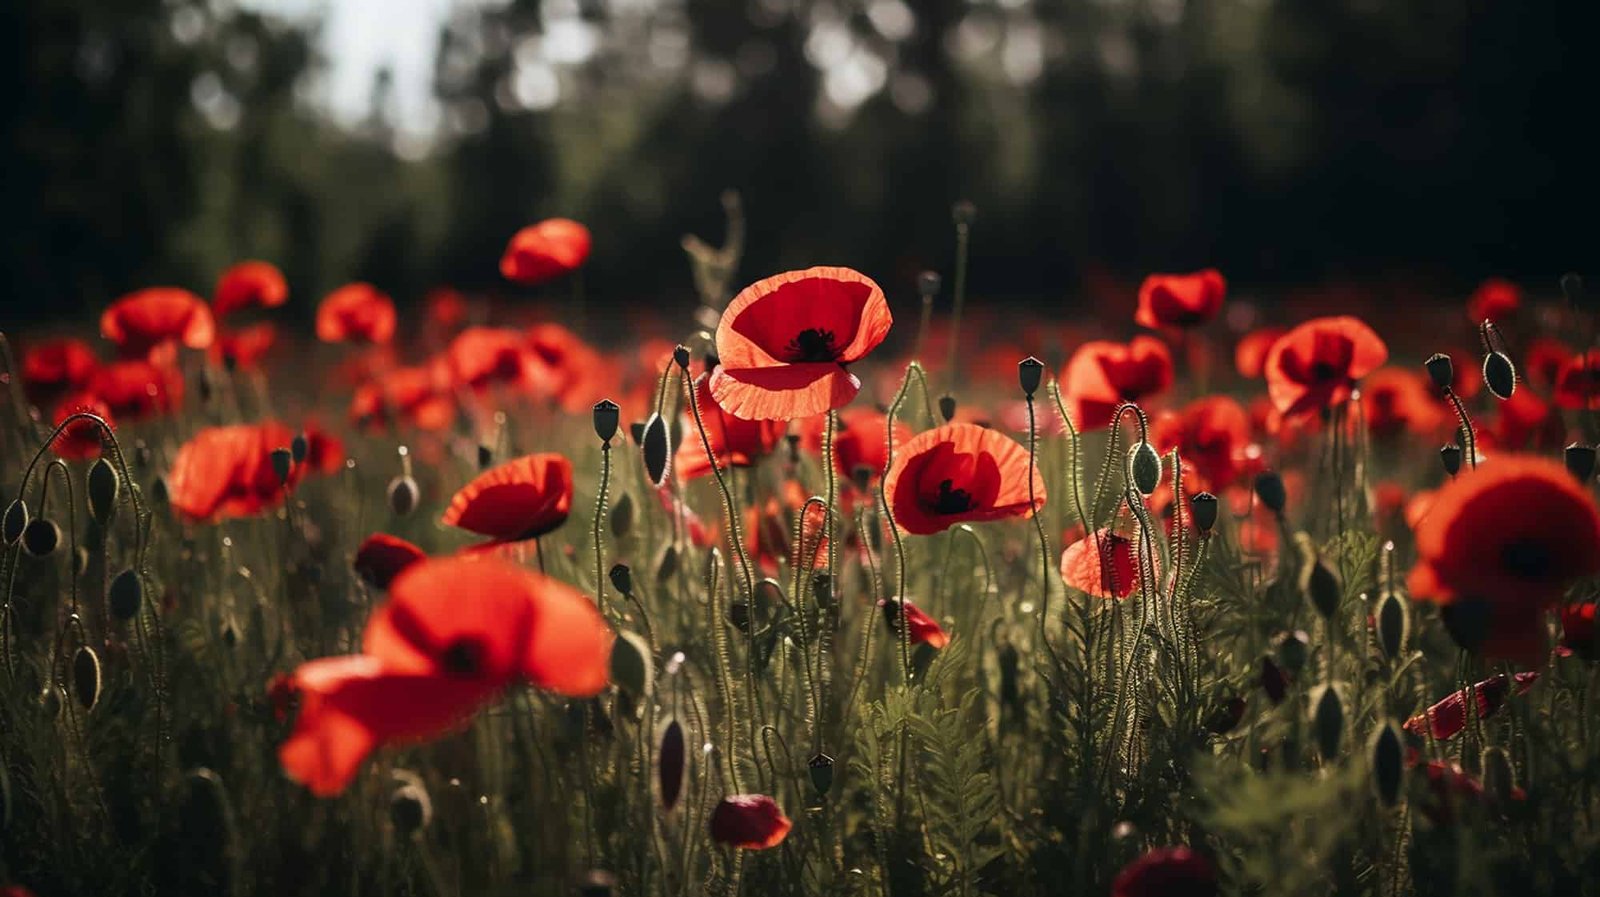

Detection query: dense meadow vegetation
xmin=3 ymin=205 xmax=1600 ymax=896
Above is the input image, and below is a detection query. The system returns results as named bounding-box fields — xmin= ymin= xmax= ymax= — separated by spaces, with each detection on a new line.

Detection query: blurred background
xmin=4 ymin=0 xmax=1594 ymax=325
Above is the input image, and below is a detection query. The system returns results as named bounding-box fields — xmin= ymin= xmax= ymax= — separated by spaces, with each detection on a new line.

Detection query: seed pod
xmin=1565 ymin=443 xmax=1596 ymax=482
xmin=1259 ymin=656 xmax=1289 ymax=705
xmin=1275 ymin=629 xmax=1311 ymax=672
xmin=577 ymin=870 xmax=618 ymax=897
xmin=1205 ymin=696 xmax=1247 ymax=736
xmin=997 ymin=639 xmax=1020 ymax=711
xmin=109 ymin=569 xmax=142 ymax=621
xmin=2 ymin=499 xmax=28 ymax=546
xmin=88 ymin=458 xmax=120 ymax=525
xmin=609 ymin=630 xmax=653 ymax=698
xmin=1253 ymin=471 xmax=1286 ymax=514
xmin=629 ymin=421 xmax=646 ymax=445
xmin=72 ymin=645 xmax=102 ymax=712
xmin=386 ymin=476 xmax=419 ymax=517
xmin=39 ymin=684 xmax=63 ymax=720
xmin=1424 ymin=353 xmax=1455 ymax=393
xmin=808 ymin=752 xmax=836 ymax=797
xmin=728 ymin=601 xmax=751 ymax=633
xmin=1296 ymin=535 xmax=1341 ymax=619
xmin=149 ymin=475 xmax=169 ymax=505
xmin=1191 ymin=492 xmax=1219 ymax=534
xmin=1439 ymin=444 xmax=1463 ymax=477
xmin=938 ymin=394 xmax=956 ymax=422
xmin=593 ymin=399 xmax=620 ymax=445
xmin=610 ymin=492 xmax=634 ymax=538
xmin=1018 ymin=357 xmax=1044 ymax=399
xmin=1371 ymin=721 xmax=1404 ymax=807
xmin=390 ymin=769 xmax=433 ymax=835
xmin=655 ymin=544 xmax=678 ymax=584
xmin=657 ymin=717 xmax=685 ymax=811
xmin=917 ymin=271 xmax=942 ymax=298
xmin=1482 ymin=351 xmax=1516 ymax=400
xmin=1128 ymin=442 xmax=1162 ymax=496
xmin=270 ymin=447 xmax=294 ymax=485
xmin=1312 ymin=685 xmax=1344 ymax=760
xmin=642 ymin=412 xmax=671 ymax=488
xmin=609 ymin=563 xmax=634 ymax=597
xmin=476 ymin=444 xmax=494 ymax=470
xmin=22 ymin=518 xmax=60 ymax=557
xmin=952 ymin=199 xmax=977 ymax=227
xmin=291 ymin=432 xmax=309 ymax=465
xmin=1481 ymin=746 xmax=1515 ymax=804
xmin=1375 ymin=591 xmax=1408 ymax=660
xmin=672 ymin=345 xmax=691 ymax=370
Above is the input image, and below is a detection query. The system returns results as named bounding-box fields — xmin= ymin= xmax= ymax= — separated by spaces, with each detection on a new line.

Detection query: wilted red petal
xmin=885 ymin=423 xmax=1045 ymax=535
xmin=500 ymin=219 xmax=592 ymax=285
xmin=1560 ymin=602 xmax=1597 ymax=661
xmin=213 ymin=260 xmax=288 ymax=317
xmin=101 ymin=287 xmax=215 ymax=357
xmin=316 ymin=283 xmax=396 ymax=345
xmin=709 ymin=794 xmax=793 ymax=849
xmin=442 ymin=453 xmax=574 ymax=543
xmin=353 ymin=533 xmax=427 ymax=589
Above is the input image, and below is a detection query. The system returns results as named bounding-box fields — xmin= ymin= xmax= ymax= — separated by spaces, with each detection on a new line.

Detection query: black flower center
xmin=1501 ymin=539 xmax=1551 ymax=579
xmin=442 ymin=638 xmax=485 ymax=676
xmin=932 ymin=479 xmax=974 ymax=515
xmin=1310 ymin=360 xmax=1342 ymax=381
xmin=787 ymin=328 xmax=838 ymax=363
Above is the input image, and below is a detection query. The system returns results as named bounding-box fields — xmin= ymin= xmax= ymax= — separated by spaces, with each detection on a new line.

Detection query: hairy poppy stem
xmin=1025 ymin=394 xmax=1053 ymax=643
xmin=1442 ymin=389 xmax=1478 ymax=471
xmin=592 ymin=442 xmax=612 ymax=618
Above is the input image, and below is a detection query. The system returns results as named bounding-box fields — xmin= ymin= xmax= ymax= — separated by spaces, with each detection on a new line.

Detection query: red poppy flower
xmin=1486 ymin=388 xmax=1565 ymax=452
xmin=425 ymin=286 xmax=469 ymax=331
xmin=525 ymin=323 xmax=611 ymax=414
xmin=90 ymin=359 xmax=183 ymax=421
xmin=1559 ymin=602 xmax=1597 ymax=661
xmin=167 ymin=421 xmax=303 ymax=522
xmin=1404 ymin=488 xmax=1438 ymax=532
xmin=298 ymin=419 xmax=346 ymax=475
xmin=353 ymin=533 xmax=427 ymax=589
xmin=1234 ymin=327 xmax=1286 ymax=380
xmin=709 ymin=794 xmax=793 ymax=849
xmin=1466 ymin=277 xmax=1520 ymax=323
xmin=1523 ymin=337 xmax=1572 ymax=390
xmin=799 ymin=406 xmax=912 ymax=486
xmin=1150 ymin=396 xmax=1250 ymax=492
xmin=709 ymin=267 xmax=893 ymax=421
xmin=1136 ymin=269 xmax=1226 ymax=329
xmin=1554 ymin=350 xmax=1600 ymax=411
xmin=679 ymin=372 xmax=786 ymax=481
xmin=441 ymin=453 xmax=574 ymax=546
xmin=21 ymin=337 xmax=99 ymax=401
xmin=349 ymin=363 xmax=455 ymax=432
xmin=209 ymin=323 xmax=278 ymax=371
xmin=1112 ymin=846 xmax=1218 ymax=897
xmin=1361 ymin=368 xmax=1445 ymax=439
xmin=1263 ymin=316 xmax=1387 ymax=419
xmin=885 ymin=423 xmax=1045 ymax=535
xmin=101 ymin=287 xmax=215 ymax=358
xmin=500 ymin=218 xmax=592 ymax=285
xmin=1060 ymin=528 xmax=1139 ymax=599
xmin=1403 ymin=672 xmax=1537 ymax=740
xmin=878 ymin=598 xmax=950 ymax=648
xmin=213 ymin=260 xmax=288 ymax=317
xmin=444 ymin=327 xmax=542 ymax=394
xmin=747 ymin=490 xmax=828 ymax=575
xmin=316 ymin=283 xmax=396 ymax=345
xmin=50 ymin=393 xmax=113 ymax=460
xmin=1060 ymin=337 xmax=1174 ymax=431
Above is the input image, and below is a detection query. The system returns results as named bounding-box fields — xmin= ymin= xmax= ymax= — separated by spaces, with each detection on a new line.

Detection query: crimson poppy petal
xmin=213 ymin=260 xmax=288 ymax=317
xmin=1060 ymin=528 xmax=1139 ymax=599
xmin=708 ymin=362 xmax=861 ymax=422
xmin=709 ymin=794 xmax=793 ymax=849
xmin=353 ymin=533 xmax=427 ymax=590
xmin=441 ymin=453 xmax=574 ymax=543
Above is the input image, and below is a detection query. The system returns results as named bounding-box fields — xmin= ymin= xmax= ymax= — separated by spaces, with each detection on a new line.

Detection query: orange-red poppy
xmin=1234 ymin=327 xmax=1286 ymax=380
xmin=1135 ymin=269 xmax=1226 ymax=329
xmin=1485 ymin=388 xmax=1565 ymax=452
xmin=1060 ymin=528 xmax=1140 ymax=599
xmin=1523 ymin=337 xmax=1572 ymax=390
xmin=441 ymin=453 xmax=573 ymax=546
xmin=709 ymin=267 xmax=893 ymax=421
xmin=877 ymin=598 xmax=950 ymax=648
xmin=101 ymin=287 xmax=215 ymax=358
xmin=678 ymin=372 xmax=786 ymax=481
xmin=297 ymin=419 xmax=347 ymax=475
xmin=349 ymin=363 xmax=455 ymax=432
xmin=1263 ymin=316 xmax=1387 ymax=420
xmin=21 ymin=337 xmax=98 ymax=401
xmin=209 ymin=323 xmax=278 ymax=371
xmin=50 ymin=393 xmax=113 ymax=460
xmin=90 ymin=358 xmax=183 ymax=421
xmin=1060 ymin=337 xmax=1173 ymax=431
xmin=1403 ymin=672 xmax=1536 ymax=741
xmin=213 ymin=260 xmax=288 ymax=317
xmin=1112 ymin=846 xmax=1217 ymax=897
xmin=1466 ymin=277 xmax=1520 ymax=323
xmin=353 ymin=533 xmax=427 ymax=589
xmin=709 ymin=794 xmax=792 ymax=849
xmin=444 ymin=327 xmax=541 ymax=394
xmin=799 ymin=406 xmax=911 ymax=486
xmin=500 ymin=218 xmax=592 ymax=285
xmin=316 ymin=283 xmax=396 ymax=345
xmin=884 ymin=423 xmax=1044 ymax=535
xmin=746 ymin=485 xmax=828 ymax=575
xmin=167 ymin=421 xmax=303 ymax=522
xmin=525 ymin=323 xmax=611 ymax=414
xmin=1554 ymin=350 xmax=1600 ymax=411
xmin=1361 ymin=367 xmax=1445 ymax=439
xmin=425 ymin=286 xmax=469 ymax=331
xmin=1559 ymin=602 xmax=1596 ymax=661
xmin=1151 ymin=396 xmax=1250 ymax=492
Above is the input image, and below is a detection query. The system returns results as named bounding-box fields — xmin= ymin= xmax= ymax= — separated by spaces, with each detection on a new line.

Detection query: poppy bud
xmin=1312 ymin=684 xmax=1344 ymax=759
xmin=642 ymin=413 xmax=671 ymax=488
xmin=1561 ymin=272 xmax=1587 ymax=311
xmin=1375 ymin=591 xmax=1408 ymax=660
xmin=629 ymin=421 xmax=646 ymax=445
xmin=22 ymin=518 xmax=60 ymax=558
xmin=1112 ymin=847 xmax=1216 ymax=897
xmin=577 ymin=870 xmax=618 ymax=897
xmin=476 ymin=444 xmax=494 ymax=470
xmin=1191 ymin=492 xmax=1219 ymax=534
xmin=1481 ymin=746 xmax=1515 ymax=805
xmin=709 ymin=794 xmax=793 ymax=849
xmin=727 ymin=600 xmax=751 ymax=632
xmin=1128 ymin=442 xmax=1162 ymax=496
xmin=386 ymin=476 xmax=419 ymax=517
xmin=609 ymin=563 xmax=634 ymax=596
xmin=610 ymin=492 xmax=634 ymax=537
xmin=658 ymin=718 xmax=685 ymax=811
xmin=390 ymin=770 xmax=433 ymax=835
xmin=672 ymin=345 xmax=691 ymax=370
xmin=270 ymin=447 xmax=294 ymax=486
xmin=88 ymin=458 xmax=119 ymax=525
xmin=1205 ymin=696 xmax=1247 ymax=735
xmin=1018 ymin=357 xmax=1044 ymax=399
xmin=1565 ymin=443 xmax=1596 ymax=482
xmin=39 ymin=684 xmax=63 ymax=720
xmin=593 ymin=399 xmax=620 ymax=445
xmin=655 ymin=544 xmax=678 ymax=583
xmin=109 ymin=569 xmax=142 ymax=621
xmin=917 ymin=271 xmax=942 ymax=298
xmin=2 ymin=499 xmax=27 ymax=546
xmin=806 ymin=752 xmax=836 ymax=798
xmin=938 ymin=394 xmax=956 ymax=422
xmin=1253 ymin=471 xmax=1286 ymax=514
xmin=1371 ymin=721 xmax=1404 ymax=807
xmin=72 ymin=644 xmax=101 ymax=712
xmin=811 ymin=572 xmax=835 ymax=610
xmin=1424 ymin=353 xmax=1455 ymax=393
xmin=1440 ymin=599 xmax=1492 ymax=653
xmin=1296 ymin=534 xmax=1341 ymax=619
xmin=291 ymin=432 xmax=309 ymax=465
xmin=1439 ymin=444 xmax=1463 ymax=477
xmin=1482 ymin=351 xmax=1516 ymax=400
xmin=998 ymin=639 xmax=1020 ymax=711
xmin=1259 ymin=656 xmax=1288 ymax=705
xmin=610 ymin=630 xmax=653 ymax=698
xmin=1275 ymin=629 xmax=1311 ymax=672
xmin=952 ymin=200 xmax=977 ymax=228
xmin=149 ymin=475 xmax=169 ymax=505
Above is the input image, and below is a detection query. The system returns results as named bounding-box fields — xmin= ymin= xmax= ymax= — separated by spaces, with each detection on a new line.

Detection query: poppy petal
xmin=708 ymin=363 xmax=861 ymax=422
xmin=441 ymin=453 xmax=574 ymax=543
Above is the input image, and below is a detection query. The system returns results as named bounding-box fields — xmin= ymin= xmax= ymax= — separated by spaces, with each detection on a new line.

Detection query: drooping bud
xmin=386 ymin=476 xmax=419 ymax=517
xmin=642 ymin=412 xmax=671 ymax=488
xmin=1253 ymin=471 xmax=1286 ymax=514
xmin=109 ymin=569 xmax=142 ymax=621
xmin=476 ymin=444 xmax=494 ymax=470
xmin=72 ymin=645 xmax=101 ymax=712
xmin=1274 ymin=629 xmax=1311 ymax=672
xmin=1205 ymin=696 xmax=1247 ymax=735
xmin=1191 ymin=492 xmax=1219 ymax=534
xmin=1312 ymin=684 xmax=1344 ymax=760
xmin=808 ymin=752 xmax=835 ymax=798
xmin=2 ymin=499 xmax=28 ymax=546
xmin=1439 ymin=444 xmax=1463 ymax=477
xmin=593 ymin=399 xmax=620 ymax=445
xmin=608 ymin=563 xmax=634 ymax=596
xmin=1295 ymin=533 xmax=1341 ymax=619
xmin=270 ymin=447 xmax=294 ymax=486
xmin=1375 ymin=591 xmax=1408 ymax=660
xmin=1259 ymin=656 xmax=1289 ymax=705
xmin=390 ymin=769 xmax=433 ymax=835
xmin=87 ymin=458 xmax=120 ymax=525
xmin=149 ymin=475 xmax=169 ymax=505
xmin=1564 ymin=443 xmax=1596 ymax=482
xmin=1018 ymin=357 xmax=1044 ymax=399
xmin=1482 ymin=351 xmax=1516 ymax=400
xmin=22 ymin=518 xmax=60 ymax=558
xmin=1424 ymin=353 xmax=1455 ymax=393
xmin=655 ymin=544 xmax=678 ymax=584
xmin=609 ymin=630 xmax=653 ymax=698
xmin=672 ymin=345 xmax=691 ymax=371
xmin=1128 ymin=442 xmax=1162 ymax=496
xmin=938 ymin=394 xmax=956 ymax=422
xmin=727 ymin=601 xmax=751 ymax=633
xmin=658 ymin=718 xmax=686 ymax=811
xmin=610 ymin=492 xmax=634 ymax=537
xmin=1371 ymin=721 xmax=1404 ymax=807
